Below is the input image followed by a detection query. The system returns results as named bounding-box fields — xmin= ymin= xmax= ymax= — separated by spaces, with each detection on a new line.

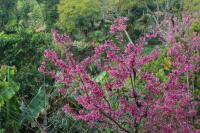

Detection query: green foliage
xmin=95 ymin=71 xmax=109 ymax=87
xmin=0 ymin=29 xmax=104 ymax=132
xmin=189 ymin=20 xmax=200 ymax=33
xmin=0 ymin=97 xmax=21 ymax=132
xmin=142 ymin=45 xmax=168 ymax=83
xmin=0 ymin=0 xmax=18 ymax=32
xmin=0 ymin=81 xmax=19 ymax=107
xmin=0 ymin=65 xmax=19 ymax=107
xmin=0 ymin=129 xmax=5 ymax=133
xmin=21 ymin=87 xmax=48 ymax=122
xmin=41 ymin=0 xmax=59 ymax=30
xmin=0 ymin=65 xmax=21 ymax=132
xmin=57 ymin=0 xmax=101 ymax=32
xmin=88 ymin=31 xmax=107 ymax=43
xmin=194 ymin=73 xmax=200 ymax=96
xmin=73 ymin=40 xmax=94 ymax=50
xmin=102 ymin=128 xmax=116 ymax=133
xmin=17 ymin=0 xmax=45 ymax=30
xmin=0 ymin=29 xmax=51 ymax=96
xmin=108 ymin=0 xmax=136 ymax=13
xmin=48 ymin=111 xmax=97 ymax=133
xmin=183 ymin=0 xmax=200 ymax=12
xmin=72 ymin=41 xmax=95 ymax=62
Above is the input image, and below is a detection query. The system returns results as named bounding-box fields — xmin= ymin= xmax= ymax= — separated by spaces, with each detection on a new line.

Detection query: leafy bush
xmin=0 ymin=65 xmax=20 ymax=132
xmin=0 ymin=65 xmax=19 ymax=107
xmin=0 ymin=28 xmax=101 ymax=132
xmin=190 ymin=20 xmax=200 ymax=33
xmin=0 ymin=29 xmax=51 ymax=95
xmin=57 ymin=0 xmax=101 ymax=32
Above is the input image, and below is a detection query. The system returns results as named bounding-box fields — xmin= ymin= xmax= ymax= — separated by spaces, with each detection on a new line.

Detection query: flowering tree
xmin=39 ymin=17 xmax=200 ymax=132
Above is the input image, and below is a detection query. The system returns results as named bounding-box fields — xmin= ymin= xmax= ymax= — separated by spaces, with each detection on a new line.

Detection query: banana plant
xmin=20 ymin=86 xmax=49 ymax=123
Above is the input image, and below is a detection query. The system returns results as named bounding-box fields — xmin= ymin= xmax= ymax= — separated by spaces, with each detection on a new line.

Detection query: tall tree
xmin=16 ymin=0 xmax=45 ymax=30
xmin=57 ymin=0 xmax=102 ymax=32
xmin=0 ymin=0 xmax=18 ymax=32
xmin=39 ymin=0 xmax=59 ymax=30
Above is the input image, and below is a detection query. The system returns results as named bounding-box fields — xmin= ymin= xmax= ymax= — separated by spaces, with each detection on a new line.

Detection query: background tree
xmin=16 ymin=0 xmax=45 ymax=31
xmin=0 ymin=0 xmax=18 ymax=32
xmin=57 ymin=0 xmax=102 ymax=34
xmin=37 ymin=0 xmax=59 ymax=30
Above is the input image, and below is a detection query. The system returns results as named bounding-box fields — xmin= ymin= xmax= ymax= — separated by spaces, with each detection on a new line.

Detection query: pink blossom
xmin=146 ymin=33 xmax=157 ymax=39
xmin=38 ymin=61 xmax=46 ymax=73
xmin=166 ymin=31 xmax=176 ymax=43
xmin=39 ymin=17 xmax=199 ymax=132
xmin=53 ymin=30 xmax=72 ymax=46
xmin=110 ymin=17 xmax=128 ymax=34
xmin=57 ymin=88 xmax=67 ymax=94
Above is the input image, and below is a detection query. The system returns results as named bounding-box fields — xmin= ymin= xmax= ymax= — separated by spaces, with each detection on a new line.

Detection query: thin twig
xmin=129 ymin=73 xmax=141 ymax=107
xmin=99 ymin=109 xmax=131 ymax=133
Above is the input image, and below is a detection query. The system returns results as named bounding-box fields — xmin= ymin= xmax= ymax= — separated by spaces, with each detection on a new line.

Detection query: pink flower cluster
xmin=110 ymin=17 xmax=128 ymax=34
xmin=39 ymin=17 xmax=200 ymax=132
xmin=53 ymin=30 xmax=72 ymax=46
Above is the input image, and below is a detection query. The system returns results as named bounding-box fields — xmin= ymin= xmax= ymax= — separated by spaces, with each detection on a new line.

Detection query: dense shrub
xmin=0 ymin=65 xmax=21 ymax=132
xmin=0 ymin=28 xmax=99 ymax=132
xmin=0 ymin=29 xmax=51 ymax=95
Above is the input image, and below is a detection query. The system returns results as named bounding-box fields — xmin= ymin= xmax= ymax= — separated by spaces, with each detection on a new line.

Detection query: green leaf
xmin=0 ymin=65 xmax=7 ymax=81
xmin=21 ymin=87 xmax=48 ymax=122
xmin=109 ymin=96 xmax=119 ymax=110
xmin=156 ymin=69 xmax=167 ymax=82
xmin=8 ymin=67 xmax=16 ymax=79
xmin=0 ymin=81 xmax=20 ymax=107
xmin=0 ymin=129 xmax=5 ymax=133
xmin=95 ymin=71 xmax=108 ymax=83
